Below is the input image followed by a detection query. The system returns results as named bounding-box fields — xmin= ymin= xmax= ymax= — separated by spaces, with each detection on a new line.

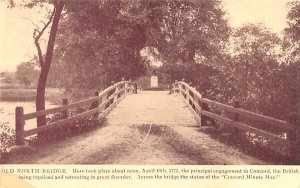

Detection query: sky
xmin=221 ymin=0 xmax=290 ymax=34
xmin=0 ymin=3 xmax=49 ymax=72
xmin=0 ymin=0 xmax=292 ymax=72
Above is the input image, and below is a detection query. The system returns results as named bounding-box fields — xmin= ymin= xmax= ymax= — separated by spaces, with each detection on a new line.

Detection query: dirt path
xmin=9 ymin=91 xmax=266 ymax=164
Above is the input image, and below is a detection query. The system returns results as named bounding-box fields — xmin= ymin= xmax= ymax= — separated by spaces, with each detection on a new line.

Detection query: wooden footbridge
xmin=12 ymin=80 xmax=299 ymax=164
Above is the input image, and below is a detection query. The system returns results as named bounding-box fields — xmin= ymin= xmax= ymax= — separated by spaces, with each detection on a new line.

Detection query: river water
xmin=0 ymin=102 xmax=58 ymax=131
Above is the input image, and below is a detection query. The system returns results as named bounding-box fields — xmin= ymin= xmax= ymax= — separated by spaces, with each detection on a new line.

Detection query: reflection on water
xmin=0 ymin=102 xmax=58 ymax=131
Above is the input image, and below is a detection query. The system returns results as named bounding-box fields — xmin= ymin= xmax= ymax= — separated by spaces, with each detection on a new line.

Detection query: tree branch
xmin=34 ymin=7 xmax=56 ymax=41
xmin=33 ymin=7 xmax=56 ymax=68
xmin=34 ymin=38 xmax=44 ymax=67
xmin=44 ymin=1 xmax=65 ymax=68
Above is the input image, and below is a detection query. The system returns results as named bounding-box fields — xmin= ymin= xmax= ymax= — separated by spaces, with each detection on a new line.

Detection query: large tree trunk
xmin=36 ymin=1 xmax=64 ymax=128
xmin=36 ymin=68 xmax=50 ymax=127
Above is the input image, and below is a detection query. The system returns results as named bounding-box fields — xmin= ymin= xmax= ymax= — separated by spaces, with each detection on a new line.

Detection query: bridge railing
xmin=15 ymin=80 xmax=134 ymax=145
xmin=172 ymin=80 xmax=299 ymax=158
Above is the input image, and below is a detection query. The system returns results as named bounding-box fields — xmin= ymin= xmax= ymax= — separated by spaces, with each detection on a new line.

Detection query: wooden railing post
xmin=128 ymin=79 xmax=132 ymax=93
xmin=200 ymin=94 xmax=208 ymax=126
xmin=187 ymin=83 xmax=192 ymax=106
xmin=187 ymin=82 xmax=192 ymax=102
xmin=181 ymin=79 xmax=185 ymax=98
xmin=196 ymin=94 xmax=202 ymax=126
xmin=233 ymin=101 xmax=240 ymax=121
xmin=181 ymin=79 xmax=185 ymax=91
xmin=121 ymin=78 xmax=125 ymax=96
xmin=124 ymin=81 xmax=128 ymax=94
xmin=174 ymin=80 xmax=178 ymax=93
xmin=15 ymin=107 xmax=24 ymax=145
xmin=62 ymin=98 xmax=69 ymax=119
xmin=114 ymin=83 xmax=119 ymax=101
xmin=289 ymin=115 xmax=300 ymax=164
xmin=103 ymin=93 xmax=109 ymax=110
xmin=90 ymin=91 xmax=99 ymax=117
xmin=233 ymin=101 xmax=241 ymax=138
xmin=110 ymin=81 xmax=115 ymax=105
xmin=127 ymin=81 xmax=131 ymax=94
xmin=200 ymin=103 xmax=209 ymax=126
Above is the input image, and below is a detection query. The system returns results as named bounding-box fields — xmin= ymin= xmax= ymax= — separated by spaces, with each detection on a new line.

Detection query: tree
xmin=6 ymin=0 xmax=230 ymax=122
xmin=224 ymin=24 xmax=291 ymax=118
xmin=5 ymin=0 xmax=66 ymax=127
xmin=15 ymin=62 xmax=38 ymax=86
xmin=142 ymin=0 xmax=231 ymax=101
xmin=285 ymin=1 xmax=300 ymax=44
xmin=0 ymin=72 xmax=15 ymax=84
xmin=145 ymin=0 xmax=230 ymax=66
xmin=32 ymin=0 xmax=65 ymax=127
xmin=48 ymin=0 xmax=148 ymax=99
xmin=282 ymin=1 xmax=300 ymax=120
xmin=47 ymin=0 xmax=230 ymax=100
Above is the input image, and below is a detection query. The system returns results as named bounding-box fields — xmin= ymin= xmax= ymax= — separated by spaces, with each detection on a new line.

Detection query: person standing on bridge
xmin=133 ymin=82 xmax=138 ymax=94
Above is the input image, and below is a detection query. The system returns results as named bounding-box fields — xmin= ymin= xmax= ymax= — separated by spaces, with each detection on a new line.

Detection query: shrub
xmin=0 ymin=122 xmax=15 ymax=160
xmin=29 ymin=108 xmax=106 ymax=146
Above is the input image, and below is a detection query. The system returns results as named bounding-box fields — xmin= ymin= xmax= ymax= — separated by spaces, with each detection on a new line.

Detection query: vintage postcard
xmin=0 ymin=0 xmax=299 ymax=187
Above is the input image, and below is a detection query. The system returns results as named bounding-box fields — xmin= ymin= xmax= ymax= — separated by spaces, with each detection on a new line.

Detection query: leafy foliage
xmin=48 ymin=1 xmax=148 ymax=99
xmin=226 ymin=24 xmax=283 ymax=115
xmin=0 ymin=72 xmax=15 ymax=84
xmin=283 ymin=1 xmax=300 ymax=121
xmin=45 ymin=0 xmax=231 ymax=100
xmin=145 ymin=0 xmax=230 ymax=65
xmin=29 ymin=108 xmax=106 ymax=145
xmin=0 ymin=122 xmax=15 ymax=160
xmin=286 ymin=1 xmax=300 ymax=43
xmin=15 ymin=61 xmax=39 ymax=86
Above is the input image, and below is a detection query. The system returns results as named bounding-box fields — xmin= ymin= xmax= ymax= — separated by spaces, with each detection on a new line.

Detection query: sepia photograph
xmin=0 ymin=0 xmax=300 ymax=170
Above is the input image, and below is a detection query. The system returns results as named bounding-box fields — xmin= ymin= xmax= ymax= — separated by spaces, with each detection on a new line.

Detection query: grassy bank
xmin=0 ymin=88 xmax=63 ymax=105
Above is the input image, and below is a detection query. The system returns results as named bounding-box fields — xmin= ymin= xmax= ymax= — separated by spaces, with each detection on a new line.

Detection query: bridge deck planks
xmin=106 ymin=91 xmax=198 ymax=126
